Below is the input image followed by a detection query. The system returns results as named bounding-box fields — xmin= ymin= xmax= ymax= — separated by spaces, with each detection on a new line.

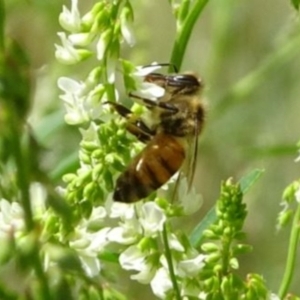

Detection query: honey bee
xmin=108 ymin=66 xmax=205 ymax=203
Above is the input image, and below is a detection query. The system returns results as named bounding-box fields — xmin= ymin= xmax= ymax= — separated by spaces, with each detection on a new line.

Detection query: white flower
xmin=131 ymin=64 xmax=166 ymax=101
xmin=107 ymin=225 xmax=140 ymax=245
xmin=0 ymin=199 xmax=24 ymax=239
xmin=55 ymin=32 xmax=82 ymax=64
xmin=109 ymin=201 xmax=136 ymax=219
xmin=119 ymin=244 xmax=145 ymax=271
xmin=177 ymin=254 xmax=206 ymax=278
xmin=134 ymin=64 xmax=163 ymax=77
xmin=79 ymin=255 xmax=101 ymax=278
xmin=151 ymin=267 xmax=173 ymax=299
xmin=107 ymin=201 xmax=142 ymax=244
xmin=160 ymin=172 xmax=179 ymax=191
xmin=178 ymin=177 xmax=203 ymax=215
xmin=59 ymin=0 xmax=81 ymax=32
xmin=96 ymin=29 xmax=112 ymax=61
xmin=68 ymin=32 xmax=94 ymax=46
xmin=139 ymin=202 xmax=166 ymax=236
xmin=119 ymin=244 xmax=157 ymax=284
xmin=130 ymin=262 xmax=156 ymax=284
xmin=107 ymin=212 xmax=142 ymax=244
xmin=58 ymin=77 xmax=89 ymax=124
xmin=69 ymin=226 xmax=110 ymax=277
xmin=168 ymin=233 xmax=185 ymax=252
xmin=58 ymin=77 xmax=107 ymax=124
xmin=120 ymin=7 xmax=135 ymax=46
xmin=82 ymin=206 xmax=107 ymax=229
xmin=108 ymin=201 xmax=166 ymax=247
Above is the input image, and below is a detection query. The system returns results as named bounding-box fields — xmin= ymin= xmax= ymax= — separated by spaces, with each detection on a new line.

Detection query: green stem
xmin=0 ymin=0 xmax=5 ymax=51
xmin=10 ymin=121 xmax=34 ymax=231
xmin=162 ymin=224 xmax=181 ymax=300
xmin=221 ymin=236 xmax=231 ymax=276
xmin=32 ymin=247 xmax=52 ymax=300
xmin=10 ymin=119 xmax=51 ymax=300
xmin=278 ymin=203 xmax=300 ymax=298
xmin=169 ymin=0 xmax=210 ymax=72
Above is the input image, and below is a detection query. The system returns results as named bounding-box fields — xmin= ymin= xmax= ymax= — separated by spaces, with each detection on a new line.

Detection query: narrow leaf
xmin=291 ymin=0 xmax=300 ymax=10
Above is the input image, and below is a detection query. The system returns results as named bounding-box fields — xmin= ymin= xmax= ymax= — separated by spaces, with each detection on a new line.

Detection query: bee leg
xmin=104 ymin=101 xmax=154 ymax=143
xmin=129 ymin=93 xmax=179 ymax=113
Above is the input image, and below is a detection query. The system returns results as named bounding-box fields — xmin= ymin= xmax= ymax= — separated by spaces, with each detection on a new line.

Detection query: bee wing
xmin=169 ymin=117 xmax=200 ymax=203
xmin=188 ymin=118 xmax=200 ymax=191
xmin=182 ymin=115 xmax=200 ymax=191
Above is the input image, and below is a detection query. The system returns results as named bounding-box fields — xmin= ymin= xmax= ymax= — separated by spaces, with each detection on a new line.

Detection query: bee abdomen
xmin=113 ymin=134 xmax=185 ymax=203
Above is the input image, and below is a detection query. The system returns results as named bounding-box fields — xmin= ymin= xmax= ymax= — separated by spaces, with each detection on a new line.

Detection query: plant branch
xmin=162 ymin=224 xmax=181 ymax=300
xmin=278 ymin=203 xmax=300 ymax=298
xmin=169 ymin=0 xmax=210 ymax=72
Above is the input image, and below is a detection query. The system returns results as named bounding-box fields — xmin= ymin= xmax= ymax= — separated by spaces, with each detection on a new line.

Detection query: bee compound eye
xmin=166 ymin=74 xmax=200 ymax=87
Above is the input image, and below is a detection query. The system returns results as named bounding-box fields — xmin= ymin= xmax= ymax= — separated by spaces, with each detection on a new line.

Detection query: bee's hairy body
xmin=113 ymin=133 xmax=185 ymax=203
xmin=113 ymin=71 xmax=205 ymax=203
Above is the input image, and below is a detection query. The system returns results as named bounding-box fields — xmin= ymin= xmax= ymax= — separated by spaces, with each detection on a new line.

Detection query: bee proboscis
xmin=109 ymin=66 xmax=205 ymax=203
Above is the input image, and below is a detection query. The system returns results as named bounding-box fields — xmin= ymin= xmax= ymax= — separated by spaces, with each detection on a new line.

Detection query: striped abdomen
xmin=113 ymin=133 xmax=185 ymax=203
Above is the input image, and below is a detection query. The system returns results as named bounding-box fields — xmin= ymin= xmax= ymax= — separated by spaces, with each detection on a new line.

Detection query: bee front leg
xmin=128 ymin=93 xmax=179 ymax=114
xmin=104 ymin=101 xmax=155 ymax=143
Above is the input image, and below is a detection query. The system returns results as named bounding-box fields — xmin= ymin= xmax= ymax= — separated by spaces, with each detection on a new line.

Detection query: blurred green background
xmin=4 ymin=0 xmax=300 ymax=298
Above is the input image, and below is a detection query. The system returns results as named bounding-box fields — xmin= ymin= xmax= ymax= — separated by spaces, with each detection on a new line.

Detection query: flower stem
xmin=278 ymin=203 xmax=300 ymax=298
xmin=0 ymin=0 xmax=5 ymax=51
xmin=10 ymin=117 xmax=34 ymax=231
xmin=169 ymin=0 xmax=210 ymax=72
xmin=162 ymin=224 xmax=181 ymax=300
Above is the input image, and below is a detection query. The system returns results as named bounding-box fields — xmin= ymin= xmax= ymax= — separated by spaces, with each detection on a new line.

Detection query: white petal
xmin=96 ymin=29 xmax=111 ymax=61
xmin=120 ymin=17 xmax=135 ymax=46
xmin=130 ymin=263 xmax=156 ymax=284
xmin=79 ymin=255 xmax=100 ymax=277
xmin=58 ymin=0 xmax=81 ymax=32
xmin=119 ymin=245 xmax=145 ymax=271
xmin=139 ymin=202 xmax=166 ymax=236
xmin=88 ymin=206 xmax=107 ymax=223
xmin=109 ymin=201 xmax=135 ymax=219
xmin=177 ymin=254 xmax=206 ymax=277
xmin=69 ymin=32 xmax=93 ymax=46
xmin=57 ymin=77 xmax=83 ymax=94
xmin=178 ymin=177 xmax=203 ymax=215
xmin=134 ymin=64 xmax=163 ymax=77
xmin=55 ymin=33 xmax=81 ymax=64
xmin=132 ymin=82 xmax=165 ymax=101
xmin=150 ymin=267 xmax=172 ymax=299
xmin=168 ymin=233 xmax=185 ymax=252
xmin=107 ymin=227 xmax=137 ymax=245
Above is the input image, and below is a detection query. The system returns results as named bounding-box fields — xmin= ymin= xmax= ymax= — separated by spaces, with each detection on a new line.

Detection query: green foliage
xmin=0 ymin=0 xmax=300 ymax=299
xmin=291 ymin=0 xmax=300 ymax=10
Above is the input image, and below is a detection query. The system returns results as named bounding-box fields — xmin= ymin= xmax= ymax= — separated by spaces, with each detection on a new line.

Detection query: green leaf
xmin=291 ymin=0 xmax=300 ymax=10
xmin=189 ymin=207 xmax=216 ymax=247
xmin=239 ymin=168 xmax=265 ymax=194
xmin=189 ymin=169 xmax=264 ymax=247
